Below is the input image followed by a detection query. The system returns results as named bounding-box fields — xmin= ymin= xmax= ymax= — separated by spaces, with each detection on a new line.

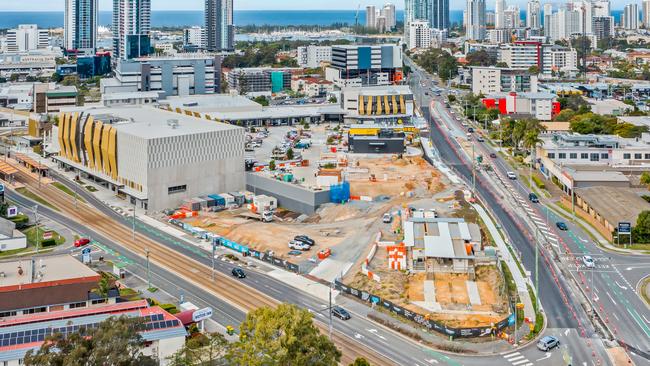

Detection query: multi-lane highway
xmin=407 ymin=57 xmax=650 ymax=365
xmin=406 ymin=58 xmax=620 ymax=365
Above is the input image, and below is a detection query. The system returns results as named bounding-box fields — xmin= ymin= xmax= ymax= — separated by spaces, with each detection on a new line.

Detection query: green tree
xmin=92 ymin=273 xmax=115 ymax=298
xmin=25 ymin=316 xmax=157 ymax=366
xmin=10 ymin=73 xmax=20 ymax=82
xmin=466 ymin=49 xmax=495 ymax=66
xmin=269 ymin=160 xmax=276 ymax=171
xmin=50 ymin=72 xmax=63 ymax=83
xmin=328 ymin=96 xmax=337 ymax=103
xmin=447 ymin=94 xmax=456 ymax=103
xmin=253 ymin=95 xmax=269 ymax=106
xmin=350 ymin=357 xmax=371 ymax=366
xmin=495 ymin=62 xmax=509 ymax=67
xmin=554 ymin=109 xmax=576 ymax=122
xmin=528 ymin=65 xmax=540 ymax=75
xmin=632 ymin=211 xmax=650 ymax=243
xmin=641 ymin=172 xmax=650 ymax=188
xmin=286 ymin=147 xmax=294 ymax=160
xmin=167 ymin=332 xmax=229 ymax=366
xmin=227 ymin=304 xmax=341 ymax=366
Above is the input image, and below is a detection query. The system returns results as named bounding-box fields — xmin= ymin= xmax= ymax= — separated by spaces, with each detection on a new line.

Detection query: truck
xmin=239 ymin=210 xmax=274 ymax=222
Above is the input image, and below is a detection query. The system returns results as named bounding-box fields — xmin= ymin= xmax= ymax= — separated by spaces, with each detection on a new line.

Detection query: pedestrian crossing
xmin=502 ymin=351 xmax=533 ymax=366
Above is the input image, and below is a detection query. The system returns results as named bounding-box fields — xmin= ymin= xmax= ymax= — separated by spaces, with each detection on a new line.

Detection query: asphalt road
xmin=406 ymin=59 xmax=614 ymax=365
xmin=5 ymin=157 xmax=592 ymax=363
xmin=413 ymin=59 xmax=650 ymax=363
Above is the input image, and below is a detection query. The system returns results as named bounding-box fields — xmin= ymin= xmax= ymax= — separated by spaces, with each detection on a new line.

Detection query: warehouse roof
xmin=575 ymin=186 xmax=650 ymax=225
xmin=162 ymin=94 xmax=262 ymax=113
xmin=60 ymin=106 xmax=242 ymax=139
xmin=0 ymin=254 xmax=99 ymax=290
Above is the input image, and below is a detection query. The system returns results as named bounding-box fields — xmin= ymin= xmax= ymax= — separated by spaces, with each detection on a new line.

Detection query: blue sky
xmin=0 ymin=0 xmax=628 ymax=11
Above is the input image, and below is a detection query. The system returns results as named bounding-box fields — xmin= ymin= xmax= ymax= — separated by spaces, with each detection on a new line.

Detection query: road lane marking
xmin=615 ymin=281 xmax=628 ymax=290
xmin=606 ymin=291 xmax=618 ymax=306
xmin=502 ymin=352 xmax=520 ymax=358
xmin=534 ymin=352 xmax=551 ymax=362
xmin=564 ymin=329 xmax=570 ymax=336
xmin=512 ymin=359 xmax=530 ymax=365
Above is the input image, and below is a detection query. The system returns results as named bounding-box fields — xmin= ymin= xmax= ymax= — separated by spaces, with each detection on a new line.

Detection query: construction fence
xmin=334 ymin=280 xmax=513 ymax=338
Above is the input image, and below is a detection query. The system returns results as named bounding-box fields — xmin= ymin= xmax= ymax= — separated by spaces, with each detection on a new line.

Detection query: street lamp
xmin=145 ymin=248 xmax=151 ymax=289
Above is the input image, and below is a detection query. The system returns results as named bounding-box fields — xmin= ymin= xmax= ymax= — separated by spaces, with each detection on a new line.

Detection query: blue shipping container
xmin=330 ymin=181 xmax=350 ymax=203
xmin=208 ymin=194 xmax=226 ymax=206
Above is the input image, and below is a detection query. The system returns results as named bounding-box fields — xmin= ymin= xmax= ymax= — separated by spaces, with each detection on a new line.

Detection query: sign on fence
xmin=335 ymin=280 xmax=510 ymax=338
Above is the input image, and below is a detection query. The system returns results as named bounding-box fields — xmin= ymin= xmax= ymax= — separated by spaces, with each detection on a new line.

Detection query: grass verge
xmin=52 ymin=182 xmax=86 ymax=203
xmin=640 ymin=277 xmax=650 ymax=307
xmin=15 ymin=187 xmax=58 ymax=211
xmin=23 ymin=226 xmax=65 ymax=246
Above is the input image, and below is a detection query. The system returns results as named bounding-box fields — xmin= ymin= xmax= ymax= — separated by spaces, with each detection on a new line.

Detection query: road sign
xmin=81 ymin=247 xmax=92 ymax=255
xmin=618 ymin=222 xmax=631 ymax=234
xmin=6 ymin=206 xmax=17 ymax=218
xmin=42 ymin=231 xmax=53 ymax=240
xmin=192 ymin=307 xmax=213 ymax=322
xmin=0 ymin=184 xmax=4 ymax=194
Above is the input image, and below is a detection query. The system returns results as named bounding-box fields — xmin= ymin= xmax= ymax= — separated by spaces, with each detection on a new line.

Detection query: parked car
xmin=288 ymin=240 xmax=310 ymax=251
xmin=506 ymin=171 xmax=517 ymax=180
xmin=231 ymin=267 xmax=246 ymax=278
xmin=489 ymin=153 xmax=497 ymax=158
xmin=529 ymin=193 xmax=539 ymax=203
xmin=582 ymin=255 xmax=595 ymax=268
xmin=476 ymin=136 xmax=484 ymax=142
xmin=331 ymin=306 xmax=351 ymax=320
xmin=467 ymin=127 xmax=474 ymax=133
xmin=382 ymin=213 xmax=393 ymax=223
xmin=537 ymin=336 xmax=560 ymax=351
xmin=556 ymin=222 xmax=568 ymax=231
xmin=294 ymin=235 xmax=315 ymax=246
xmin=74 ymin=238 xmax=90 ymax=247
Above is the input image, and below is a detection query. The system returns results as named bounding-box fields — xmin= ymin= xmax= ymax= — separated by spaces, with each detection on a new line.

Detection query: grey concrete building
xmin=101 ymin=55 xmax=222 ymax=98
xmin=54 ymin=106 xmax=245 ymax=212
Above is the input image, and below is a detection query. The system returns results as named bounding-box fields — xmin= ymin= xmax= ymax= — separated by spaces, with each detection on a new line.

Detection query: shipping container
xmin=228 ymin=192 xmax=245 ymax=206
xmin=219 ymin=193 xmax=235 ymax=206
xmin=208 ymin=194 xmax=226 ymax=206
xmin=194 ymin=197 xmax=208 ymax=209
xmin=253 ymin=194 xmax=277 ymax=212
xmin=200 ymin=196 xmax=216 ymax=207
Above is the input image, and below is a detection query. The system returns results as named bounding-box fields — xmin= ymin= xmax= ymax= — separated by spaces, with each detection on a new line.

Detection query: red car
xmin=74 ymin=238 xmax=90 ymax=247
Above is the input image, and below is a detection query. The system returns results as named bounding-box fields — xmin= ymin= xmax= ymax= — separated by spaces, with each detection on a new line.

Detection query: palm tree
xmin=523 ymin=126 xmax=544 ymax=189
xmin=92 ymin=274 xmax=114 ymax=298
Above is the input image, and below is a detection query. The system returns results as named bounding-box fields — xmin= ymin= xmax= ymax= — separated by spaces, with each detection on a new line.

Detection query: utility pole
xmin=535 ymin=228 xmax=539 ymax=307
xmin=472 ymin=144 xmax=476 ymax=194
xmin=132 ymin=198 xmax=136 ymax=240
xmin=34 ymin=205 xmax=39 ymax=253
xmin=145 ymin=248 xmax=150 ymax=289
xmin=211 ymin=240 xmax=216 ymax=280
xmin=328 ymin=283 xmax=333 ymax=340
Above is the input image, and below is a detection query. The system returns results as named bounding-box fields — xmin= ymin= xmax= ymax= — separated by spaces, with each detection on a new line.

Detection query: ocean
xmin=0 ymin=9 xmax=623 ymax=29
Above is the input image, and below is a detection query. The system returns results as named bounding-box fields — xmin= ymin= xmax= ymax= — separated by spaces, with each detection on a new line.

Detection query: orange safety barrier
xmin=318 ymin=248 xmax=332 ymax=260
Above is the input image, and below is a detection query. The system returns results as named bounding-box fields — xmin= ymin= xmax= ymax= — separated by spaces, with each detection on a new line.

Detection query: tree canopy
xmin=466 ymin=50 xmax=495 ymax=67
xmin=568 ymin=112 xmax=648 ymax=138
xmin=24 ymin=316 xmax=157 ymax=366
xmin=632 ymin=211 xmax=650 ymax=244
xmin=228 ymin=303 xmax=341 ymax=366
xmin=413 ymin=48 xmax=459 ymax=82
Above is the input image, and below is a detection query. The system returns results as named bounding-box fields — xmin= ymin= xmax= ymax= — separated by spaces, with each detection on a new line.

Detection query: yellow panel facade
xmin=62 ymin=113 xmax=72 ymax=160
xmin=84 ymin=116 xmax=95 ymax=169
xmin=384 ymin=96 xmax=390 ymax=115
xmin=93 ymin=121 xmax=103 ymax=172
xmin=399 ymin=95 xmax=406 ymax=114
xmin=69 ymin=112 xmax=79 ymax=162
xmin=376 ymin=96 xmax=383 ymax=115
xmin=175 ymin=107 xmax=182 ymax=114
xmin=108 ymin=127 xmax=118 ymax=180
xmin=101 ymin=125 xmax=111 ymax=175
xmin=366 ymin=96 xmax=373 ymax=116
xmin=57 ymin=113 xmax=66 ymax=158
xmin=358 ymin=96 xmax=365 ymax=115
xmin=392 ymin=95 xmax=398 ymax=114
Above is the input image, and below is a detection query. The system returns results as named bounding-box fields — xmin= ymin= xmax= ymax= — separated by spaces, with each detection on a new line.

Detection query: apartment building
xmin=471 ymin=66 xmax=538 ymax=95
xmin=5 ymin=25 xmax=49 ymax=52
xmin=291 ymin=77 xmax=334 ymax=97
xmin=32 ymin=84 xmax=78 ymax=113
xmin=227 ymin=67 xmax=298 ymax=95
xmin=101 ymin=55 xmax=222 ymax=98
xmin=482 ymin=92 xmax=559 ymax=121
xmin=183 ymin=26 xmax=205 ymax=49
xmin=296 ymin=45 xmax=332 ymax=68
xmin=326 ymin=44 xmax=403 ymax=87
xmin=497 ymin=42 xmax=578 ymax=75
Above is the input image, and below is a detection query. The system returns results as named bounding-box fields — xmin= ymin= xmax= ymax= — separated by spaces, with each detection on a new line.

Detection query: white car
xmin=288 ymin=240 xmax=310 ymax=251
xmin=507 ymin=171 xmax=517 ymax=180
xmin=582 ymin=255 xmax=595 ymax=268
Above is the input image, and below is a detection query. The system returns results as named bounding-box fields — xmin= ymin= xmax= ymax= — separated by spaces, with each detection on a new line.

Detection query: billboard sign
xmin=618 ymin=222 xmax=631 ymax=234
xmin=192 ymin=307 xmax=213 ymax=322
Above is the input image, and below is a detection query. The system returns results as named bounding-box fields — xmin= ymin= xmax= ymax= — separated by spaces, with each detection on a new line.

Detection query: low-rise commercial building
xmin=101 ymin=54 xmax=222 ymax=98
xmin=5 ymin=24 xmax=49 ymax=52
xmin=162 ymin=94 xmax=345 ymax=127
xmin=53 ymin=106 xmax=245 ymax=211
xmin=0 ymin=217 xmax=26 ymax=252
xmin=290 ymin=76 xmax=334 ymax=97
xmin=0 ymin=254 xmax=118 ymax=318
xmin=0 ymin=50 xmax=58 ymax=75
xmin=0 ymin=84 xmax=33 ymax=109
xmin=347 ymin=124 xmax=407 ymax=154
xmin=296 ymin=45 xmax=332 ymax=68
xmin=33 ymin=84 xmax=78 ymax=113
xmin=471 ymin=66 xmax=538 ymax=95
xmin=0 ymin=299 xmax=185 ymax=366
xmin=340 ymin=85 xmax=413 ymax=124
xmin=481 ymin=92 xmax=559 ymax=121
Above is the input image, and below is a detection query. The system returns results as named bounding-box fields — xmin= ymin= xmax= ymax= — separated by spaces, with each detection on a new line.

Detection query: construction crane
xmin=355 ymin=4 xmax=361 ymax=28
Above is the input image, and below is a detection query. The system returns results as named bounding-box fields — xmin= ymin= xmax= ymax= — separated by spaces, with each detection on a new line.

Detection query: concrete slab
xmin=267 ymin=268 xmax=337 ymax=302
xmin=308 ymin=258 xmax=353 ymax=282
xmin=416 ymin=280 xmax=442 ymax=312
xmin=466 ymin=280 xmax=481 ymax=306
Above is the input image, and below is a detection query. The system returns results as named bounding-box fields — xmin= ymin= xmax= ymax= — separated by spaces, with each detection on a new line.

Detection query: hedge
xmin=532 ymin=175 xmax=546 ymax=190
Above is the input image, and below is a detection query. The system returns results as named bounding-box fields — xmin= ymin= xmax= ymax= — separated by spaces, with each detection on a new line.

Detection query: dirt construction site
xmin=347 ymin=247 xmax=509 ymax=328
xmin=174 ymin=155 xmax=445 ymax=259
